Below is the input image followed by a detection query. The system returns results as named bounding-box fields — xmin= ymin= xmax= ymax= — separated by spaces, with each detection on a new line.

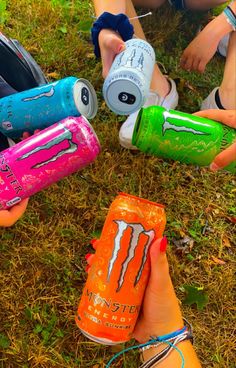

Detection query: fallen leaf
xmin=46 ymin=71 xmax=60 ymax=79
xmin=211 ymin=256 xmax=226 ymax=265
xmin=182 ymin=285 xmax=208 ymax=310
xmin=222 ymin=237 xmax=231 ymax=248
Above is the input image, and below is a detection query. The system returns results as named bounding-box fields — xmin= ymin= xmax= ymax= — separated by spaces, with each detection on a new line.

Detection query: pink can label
xmin=0 ymin=117 xmax=100 ymax=209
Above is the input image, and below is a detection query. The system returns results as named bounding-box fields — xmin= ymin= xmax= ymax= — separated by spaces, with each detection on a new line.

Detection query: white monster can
xmin=103 ymin=38 xmax=155 ymax=115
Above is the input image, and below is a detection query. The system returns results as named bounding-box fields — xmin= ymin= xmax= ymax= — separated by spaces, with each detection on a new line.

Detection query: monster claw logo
xmin=125 ymin=49 xmax=136 ymax=68
xmin=22 ymin=87 xmax=55 ymax=102
xmin=136 ymin=53 xmax=144 ymax=72
xmin=17 ymin=123 xmax=78 ymax=169
xmin=162 ymin=110 xmax=211 ymax=136
xmin=107 ymin=220 xmax=155 ymax=292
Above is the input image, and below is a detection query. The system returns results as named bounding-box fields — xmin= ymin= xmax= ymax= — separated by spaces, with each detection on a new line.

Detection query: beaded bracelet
xmin=223 ymin=5 xmax=236 ymax=31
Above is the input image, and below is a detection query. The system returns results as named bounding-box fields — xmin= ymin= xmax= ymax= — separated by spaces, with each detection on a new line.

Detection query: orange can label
xmin=76 ymin=193 xmax=166 ymax=344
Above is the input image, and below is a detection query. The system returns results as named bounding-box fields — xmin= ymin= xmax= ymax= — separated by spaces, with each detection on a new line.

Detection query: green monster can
xmin=132 ymin=106 xmax=236 ymax=173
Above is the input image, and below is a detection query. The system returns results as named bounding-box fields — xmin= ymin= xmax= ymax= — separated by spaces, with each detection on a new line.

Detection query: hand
xmin=98 ymin=29 xmax=125 ymax=78
xmin=21 ymin=129 xmax=40 ymax=140
xmin=85 ymin=237 xmax=184 ymax=343
xmin=133 ymin=238 xmax=183 ymax=343
xmin=180 ymin=26 xmax=219 ymax=73
xmin=0 ymin=129 xmax=35 ymax=227
xmin=0 ymin=198 xmax=29 ymax=227
xmin=194 ymin=110 xmax=236 ymax=171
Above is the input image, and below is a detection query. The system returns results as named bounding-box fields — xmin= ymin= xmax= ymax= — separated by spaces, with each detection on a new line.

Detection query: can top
xmin=118 ymin=192 xmax=165 ymax=208
xmin=73 ymin=78 xmax=98 ymax=119
xmin=103 ymin=74 xmax=144 ymax=115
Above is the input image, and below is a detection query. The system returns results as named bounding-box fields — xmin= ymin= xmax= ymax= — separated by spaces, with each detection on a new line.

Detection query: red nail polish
xmin=160 ymin=236 xmax=168 ymax=253
xmin=85 ymin=253 xmax=92 ymax=260
xmin=85 ymin=265 xmax=90 ymax=273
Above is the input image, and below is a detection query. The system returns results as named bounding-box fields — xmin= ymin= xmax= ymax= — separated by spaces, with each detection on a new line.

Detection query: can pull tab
xmin=118 ymin=92 xmax=136 ymax=105
xmin=81 ymin=87 xmax=89 ymax=106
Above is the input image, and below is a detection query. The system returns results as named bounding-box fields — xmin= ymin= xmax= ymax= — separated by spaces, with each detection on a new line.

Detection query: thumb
xmin=210 ymin=142 xmax=236 ymax=171
xmin=101 ymin=38 xmax=125 ymax=78
xmin=149 ymin=237 xmax=170 ymax=286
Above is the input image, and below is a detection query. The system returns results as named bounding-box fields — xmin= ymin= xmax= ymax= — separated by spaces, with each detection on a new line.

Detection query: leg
xmin=219 ymin=32 xmax=236 ymax=110
xmin=127 ymin=0 xmax=170 ymax=97
xmin=184 ymin=0 xmax=227 ymax=10
xmin=133 ymin=0 xmax=166 ymax=8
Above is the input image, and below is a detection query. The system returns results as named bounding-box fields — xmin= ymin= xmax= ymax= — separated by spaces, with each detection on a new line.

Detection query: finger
xmin=149 ymin=237 xmax=169 ymax=285
xmin=8 ymin=198 xmax=29 ymax=219
xmin=90 ymin=238 xmax=99 ymax=249
xmin=194 ymin=110 xmax=236 ymax=128
xmin=85 ymin=264 xmax=91 ymax=273
xmin=197 ymin=59 xmax=206 ymax=74
xmin=34 ymin=129 xmax=40 ymax=134
xmin=85 ymin=253 xmax=95 ymax=265
xmin=210 ymin=142 xmax=236 ymax=171
xmin=180 ymin=52 xmax=193 ymax=71
xmin=22 ymin=132 xmax=30 ymax=140
xmin=101 ymin=38 xmax=125 ymax=78
xmin=192 ymin=57 xmax=201 ymax=72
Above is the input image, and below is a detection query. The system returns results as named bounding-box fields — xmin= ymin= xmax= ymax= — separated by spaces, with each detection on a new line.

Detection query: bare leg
xmin=133 ymin=0 xmax=166 ymax=7
xmin=127 ymin=0 xmax=170 ymax=96
xmin=219 ymin=32 xmax=236 ymax=110
xmin=184 ymin=0 xmax=227 ymax=10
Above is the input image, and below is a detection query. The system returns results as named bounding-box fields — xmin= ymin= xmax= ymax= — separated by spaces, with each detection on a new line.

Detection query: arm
xmin=133 ymin=238 xmax=201 ymax=368
xmin=181 ymin=1 xmax=236 ymax=73
xmin=93 ymin=0 xmax=126 ymax=16
xmin=92 ymin=1 xmax=127 ymax=77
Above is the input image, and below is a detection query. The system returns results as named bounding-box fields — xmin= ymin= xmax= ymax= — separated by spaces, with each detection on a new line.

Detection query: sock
xmin=215 ymin=88 xmax=226 ymax=110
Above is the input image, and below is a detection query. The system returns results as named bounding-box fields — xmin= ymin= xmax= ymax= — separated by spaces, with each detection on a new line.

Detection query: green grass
xmin=0 ymin=1 xmax=236 ymax=367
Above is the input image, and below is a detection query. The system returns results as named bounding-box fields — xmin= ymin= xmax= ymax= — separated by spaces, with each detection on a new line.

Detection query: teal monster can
xmin=0 ymin=76 xmax=98 ymax=139
xmin=132 ymin=106 xmax=236 ymax=173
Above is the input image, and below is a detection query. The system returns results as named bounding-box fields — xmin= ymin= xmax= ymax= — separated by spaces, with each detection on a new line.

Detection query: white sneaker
xmin=201 ymin=87 xmax=220 ymax=110
xmin=217 ymin=34 xmax=230 ymax=58
xmin=119 ymin=78 xmax=179 ymax=150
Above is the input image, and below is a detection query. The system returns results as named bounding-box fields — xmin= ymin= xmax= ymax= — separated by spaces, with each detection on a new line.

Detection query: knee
xmin=133 ymin=0 xmax=166 ymax=9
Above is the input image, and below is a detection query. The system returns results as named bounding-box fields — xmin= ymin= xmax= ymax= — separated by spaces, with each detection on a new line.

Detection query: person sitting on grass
xmin=91 ymin=0 xmax=230 ymax=149
xmin=181 ymin=0 xmax=236 ymax=111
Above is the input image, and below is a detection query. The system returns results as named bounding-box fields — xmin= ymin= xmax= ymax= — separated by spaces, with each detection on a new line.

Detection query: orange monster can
xmin=75 ymin=193 xmax=166 ymax=345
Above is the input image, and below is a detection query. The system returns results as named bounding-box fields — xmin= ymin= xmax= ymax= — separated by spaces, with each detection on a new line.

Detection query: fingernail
xmin=160 ymin=236 xmax=168 ymax=253
xmin=85 ymin=265 xmax=90 ymax=273
xmin=85 ymin=253 xmax=92 ymax=260
xmin=90 ymin=239 xmax=97 ymax=245
xmin=210 ymin=162 xmax=220 ymax=171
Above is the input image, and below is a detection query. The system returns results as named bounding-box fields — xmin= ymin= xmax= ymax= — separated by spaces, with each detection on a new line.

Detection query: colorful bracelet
xmin=105 ymin=321 xmax=193 ymax=368
xmin=91 ymin=12 xmax=134 ymax=58
xmin=223 ymin=6 xmax=236 ymax=31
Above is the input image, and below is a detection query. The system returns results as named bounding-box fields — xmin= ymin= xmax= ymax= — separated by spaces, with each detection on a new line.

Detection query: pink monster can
xmin=0 ymin=116 xmax=101 ymax=209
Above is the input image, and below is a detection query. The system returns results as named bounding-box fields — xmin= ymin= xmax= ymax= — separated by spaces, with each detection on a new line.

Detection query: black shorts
xmin=168 ymin=0 xmax=186 ymax=10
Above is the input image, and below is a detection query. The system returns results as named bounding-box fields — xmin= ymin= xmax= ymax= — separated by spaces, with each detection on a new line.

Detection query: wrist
xmin=211 ymin=13 xmax=234 ymax=40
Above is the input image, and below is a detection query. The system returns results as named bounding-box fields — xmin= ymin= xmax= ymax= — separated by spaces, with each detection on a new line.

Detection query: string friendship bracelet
xmin=105 ymin=324 xmax=193 ymax=368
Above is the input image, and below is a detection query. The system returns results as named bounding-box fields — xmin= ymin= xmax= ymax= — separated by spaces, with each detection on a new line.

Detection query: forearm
xmin=208 ymin=1 xmax=236 ymax=40
xmin=92 ymin=0 xmax=126 ymax=17
xmin=142 ymin=340 xmax=201 ymax=368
